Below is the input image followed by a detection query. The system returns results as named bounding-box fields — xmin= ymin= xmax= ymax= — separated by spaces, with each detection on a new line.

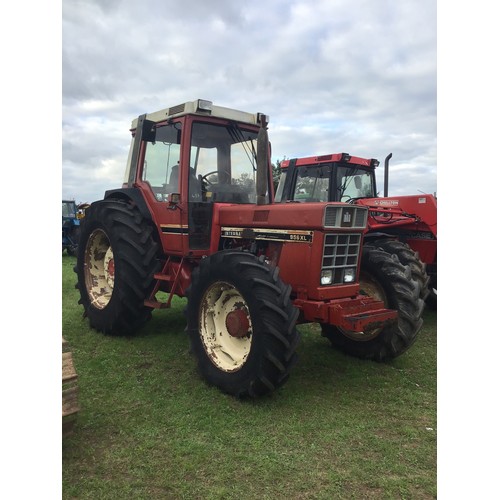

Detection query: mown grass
xmin=62 ymin=254 xmax=436 ymax=499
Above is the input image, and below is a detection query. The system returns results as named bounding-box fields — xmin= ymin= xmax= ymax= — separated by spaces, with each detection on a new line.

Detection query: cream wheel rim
xmin=199 ymin=281 xmax=253 ymax=372
xmin=84 ymin=229 xmax=115 ymax=310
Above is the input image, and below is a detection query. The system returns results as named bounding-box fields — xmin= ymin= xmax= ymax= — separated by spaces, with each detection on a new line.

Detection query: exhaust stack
xmin=256 ymin=114 xmax=269 ymax=205
xmin=384 ymin=153 xmax=392 ymax=197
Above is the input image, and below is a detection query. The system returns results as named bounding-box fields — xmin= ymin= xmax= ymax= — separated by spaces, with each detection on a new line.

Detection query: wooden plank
xmin=62 ymin=352 xmax=77 ymax=381
xmin=62 ymin=386 xmax=79 ymax=417
xmin=62 ymin=337 xmax=79 ymax=437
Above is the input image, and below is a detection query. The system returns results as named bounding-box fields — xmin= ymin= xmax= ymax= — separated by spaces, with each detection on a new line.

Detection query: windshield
xmin=336 ymin=165 xmax=375 ymax=201
xmin=189 ymin=122 xmax=262 ymax=204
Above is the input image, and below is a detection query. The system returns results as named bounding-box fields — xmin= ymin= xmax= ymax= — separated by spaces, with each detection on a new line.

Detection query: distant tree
xmin=233 ymin=172 xmax=255 ymax=192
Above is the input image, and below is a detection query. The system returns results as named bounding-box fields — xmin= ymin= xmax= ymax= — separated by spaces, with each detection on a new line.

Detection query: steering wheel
xmin=201 ymin=171 xmax=219 ymax=187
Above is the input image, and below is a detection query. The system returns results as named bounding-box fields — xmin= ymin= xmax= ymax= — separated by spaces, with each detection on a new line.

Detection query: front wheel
xmin=186 ymin=251 xmax=300 ymax=398
xmin=322 ymin=244 xmax=424 ymax=361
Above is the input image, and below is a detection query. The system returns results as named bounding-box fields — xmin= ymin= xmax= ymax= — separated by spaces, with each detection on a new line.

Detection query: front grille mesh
xmin=354 ymin=209 xmax=366 ymax=227
xmin=324 ymin=205 xmax=368 ymax=229
xmin=322 ymin=233 xmax=361 ymax=284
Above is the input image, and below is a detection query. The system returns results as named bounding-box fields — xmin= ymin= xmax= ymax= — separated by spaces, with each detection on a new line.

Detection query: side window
xmin=293 ymin=167 xmax=329 ymax=202
xmin=142 ymin=123 xmax=182 ymax=201
xmin=274 ymin=171 xmax=287 ymax=202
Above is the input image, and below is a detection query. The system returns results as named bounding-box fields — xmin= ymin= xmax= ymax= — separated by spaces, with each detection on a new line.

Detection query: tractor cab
xmin=113 ymin=99 xmax=271 ymax=255
xmin=275 ymin=154 xmax=379 ymax=204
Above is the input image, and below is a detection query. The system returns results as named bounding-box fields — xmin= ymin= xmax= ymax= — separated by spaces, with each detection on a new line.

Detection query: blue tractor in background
xmin=62 ymin=200 xmax=81 ymax=256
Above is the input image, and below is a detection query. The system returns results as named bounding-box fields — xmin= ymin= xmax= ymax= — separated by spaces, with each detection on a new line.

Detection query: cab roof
xmin=131 ymin=99 xmax=267 ymax=128
xmin=281 ymin=153 xmax=378 ymax=169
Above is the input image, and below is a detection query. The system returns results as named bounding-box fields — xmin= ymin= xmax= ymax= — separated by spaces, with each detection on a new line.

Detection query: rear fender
xmin=363 ymin=232 xmax=395 ymax=242
xmin=104 ymin=187 xmax=153 ymax=222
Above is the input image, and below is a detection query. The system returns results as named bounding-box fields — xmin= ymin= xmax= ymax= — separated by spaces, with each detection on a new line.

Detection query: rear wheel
xmin=74 ymin=199 xmax=160 ymax=335
xmin=186 ymin=251 xmax=300 ymax=397
xmin=371 ymin=238 xmax=430 ymax=301
xmin=322 ymin=244 xmax=424 ymax=361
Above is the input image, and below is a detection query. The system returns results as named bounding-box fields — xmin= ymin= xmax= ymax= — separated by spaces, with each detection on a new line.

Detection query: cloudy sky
xmin=62 ymin=0 xmax=437 ymax=204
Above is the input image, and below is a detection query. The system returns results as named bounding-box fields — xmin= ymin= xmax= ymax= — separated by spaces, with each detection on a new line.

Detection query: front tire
xmin=322 ymin=244 xmax=424 ymax=361
xmin=186 ymin=251 xmax=300 ymax=398
xmin=74 ymin=199 xmax=160 ymax=335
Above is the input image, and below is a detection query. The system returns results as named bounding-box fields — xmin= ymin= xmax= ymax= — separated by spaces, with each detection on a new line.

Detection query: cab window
xmin=142 ymin=123 xmax=182 ymax=201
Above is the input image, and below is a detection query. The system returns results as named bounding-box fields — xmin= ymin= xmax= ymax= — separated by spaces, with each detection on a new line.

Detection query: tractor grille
xmin=322 ymin=233 xmax=362 ymax=284
xmin=324 ymin=205 xmax=368 ymax=229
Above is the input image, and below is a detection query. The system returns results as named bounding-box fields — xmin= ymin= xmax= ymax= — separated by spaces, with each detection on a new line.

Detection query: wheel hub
xmin=225 ymin=308 xmax=250 ymax=338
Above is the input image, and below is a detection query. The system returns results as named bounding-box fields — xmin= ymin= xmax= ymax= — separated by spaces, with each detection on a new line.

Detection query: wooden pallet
xmin=62 ymin=337 xmax=79 ymax=437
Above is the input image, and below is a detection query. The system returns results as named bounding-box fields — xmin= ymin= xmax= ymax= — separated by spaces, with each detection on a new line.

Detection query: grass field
xmin=62 ymin=254 xmax=437 ymax=499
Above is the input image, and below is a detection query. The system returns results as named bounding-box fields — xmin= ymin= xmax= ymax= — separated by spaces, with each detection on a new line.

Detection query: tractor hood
xmin=217 ymin=202 xmax=368 ymax=232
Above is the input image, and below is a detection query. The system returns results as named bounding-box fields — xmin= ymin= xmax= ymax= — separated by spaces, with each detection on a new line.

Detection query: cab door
xmin=137 ymin=121 xmax=187 ymax=254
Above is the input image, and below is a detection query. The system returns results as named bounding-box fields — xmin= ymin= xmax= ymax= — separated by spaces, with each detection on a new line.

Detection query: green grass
xmin=62 ymin=254 xmax=437 ymax=499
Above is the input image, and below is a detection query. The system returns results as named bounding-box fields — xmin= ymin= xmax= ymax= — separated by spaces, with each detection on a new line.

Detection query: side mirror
xmin=142 ymin=119 xmax=156 ymax=143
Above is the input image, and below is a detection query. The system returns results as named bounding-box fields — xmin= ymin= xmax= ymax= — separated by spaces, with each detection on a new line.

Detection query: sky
xmin=62 ymin=0 xmax=437 ymax=204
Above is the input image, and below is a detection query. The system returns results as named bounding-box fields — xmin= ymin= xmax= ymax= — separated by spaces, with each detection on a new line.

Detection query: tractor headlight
xmin=196 ymin=99 xmax=213 ymax=113
xmin=343 ymin=268 xmax=355 ymax=283
xmin=321 ymin=270 xmax=333 ymax=285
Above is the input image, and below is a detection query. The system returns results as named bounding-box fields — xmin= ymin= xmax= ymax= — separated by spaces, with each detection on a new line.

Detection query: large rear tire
xmin=322 ymin=244 xmax=424 ymax=361
xmin=74 ymin=199 xmax=160 ymax=335
xmin=371 ymin=238 xmax=430 ymax=301
xmin=186 ymin=251 xmax=300 ymax=398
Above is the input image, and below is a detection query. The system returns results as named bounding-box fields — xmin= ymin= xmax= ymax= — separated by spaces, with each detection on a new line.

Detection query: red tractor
xmin=275 ymin=153 xmax=437 ymax=308
xmin=75 ymin=100 xmax=424 ymax=398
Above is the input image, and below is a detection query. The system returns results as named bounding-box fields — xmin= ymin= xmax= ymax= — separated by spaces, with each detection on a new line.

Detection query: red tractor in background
xmin=75 ymin=100 xmax=424 ymax=398
xmin=275 ymin=153 xmax=437 ymax=308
